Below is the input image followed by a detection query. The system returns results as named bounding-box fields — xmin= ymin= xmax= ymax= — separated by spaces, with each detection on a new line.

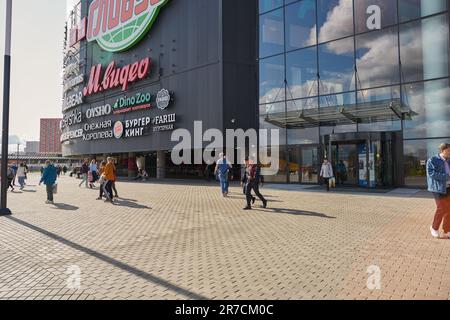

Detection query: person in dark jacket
xmin=78 ymin=160 xmax=90 ymax=188
xmin=244 ymin=159 xmax=268 ymax=210
xmin=427 ymin=143 xmax=450 ymax=239
xmin=39 ymin=160 xmax=58 ymax=204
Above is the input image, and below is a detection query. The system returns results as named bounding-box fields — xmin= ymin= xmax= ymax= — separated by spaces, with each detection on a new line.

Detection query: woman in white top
xmin=320 ymin=159 xmax=334 ymax=192
xmin=17 ymin=163 xmax=27 ymax=190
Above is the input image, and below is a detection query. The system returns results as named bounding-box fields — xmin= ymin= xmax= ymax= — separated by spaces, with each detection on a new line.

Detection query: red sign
xmin=83 ymin=57 xmax=151 ymax=97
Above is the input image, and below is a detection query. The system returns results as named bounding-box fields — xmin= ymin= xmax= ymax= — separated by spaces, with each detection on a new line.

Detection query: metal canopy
xmin=264 ymin=99 xmax=418 ymax=129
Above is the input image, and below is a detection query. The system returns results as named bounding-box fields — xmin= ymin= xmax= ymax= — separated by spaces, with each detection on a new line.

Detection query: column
xmin=128 ymin=153 xmax=137 ymax=178
xmin=157 ymin=151 xmax=166 ymax=179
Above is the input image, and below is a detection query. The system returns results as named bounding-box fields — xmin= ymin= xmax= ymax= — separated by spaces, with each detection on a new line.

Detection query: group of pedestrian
xmin=214 ymin=154 xmax=267 ymax=210
xmin=96 ymin=157 xmax=119 ymax=203
xmin=3 ymin=162 xmax=29 ymax=192
xmin=77 ymin=157 xmax=118 ymax=203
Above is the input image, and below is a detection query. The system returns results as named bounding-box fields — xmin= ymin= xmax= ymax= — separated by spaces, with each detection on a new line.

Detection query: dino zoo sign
xmin=87 ymin=0 xmax=170 ymax=52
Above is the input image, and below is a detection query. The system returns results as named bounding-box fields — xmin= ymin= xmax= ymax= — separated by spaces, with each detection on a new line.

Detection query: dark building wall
xmin=62 ymin=0 xmax=258 ymax=157
xmin=222 ymin=0 xmax=258 ymax=132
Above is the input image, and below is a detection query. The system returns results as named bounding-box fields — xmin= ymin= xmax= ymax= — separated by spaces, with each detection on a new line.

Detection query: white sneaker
xmin=430 ymin=226 xmax=440 ymax=238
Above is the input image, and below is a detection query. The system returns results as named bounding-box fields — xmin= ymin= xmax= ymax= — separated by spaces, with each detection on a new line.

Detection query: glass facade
xmin=259 ymin=0 xmax=450 ymax=186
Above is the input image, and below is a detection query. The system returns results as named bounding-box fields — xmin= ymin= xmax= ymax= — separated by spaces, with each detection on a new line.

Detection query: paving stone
xmin=0 ymin=174 xmax=448 ymax=300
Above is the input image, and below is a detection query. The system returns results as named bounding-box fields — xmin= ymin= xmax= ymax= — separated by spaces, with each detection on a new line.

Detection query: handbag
xmin=52 ymin=183 xmax=58 ymax=194
xmin=329 ymin=177 xmax=336 ymax=189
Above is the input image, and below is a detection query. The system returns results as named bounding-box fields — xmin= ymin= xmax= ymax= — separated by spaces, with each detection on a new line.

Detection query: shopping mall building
xmin=62 ymin=0 xmax=450 ymax=188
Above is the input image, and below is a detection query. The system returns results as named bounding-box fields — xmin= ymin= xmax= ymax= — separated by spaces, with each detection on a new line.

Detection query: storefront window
xmin=399 ymin=0 xmax=447 ymax=23
xmin=317 ymin=0 xmax=353 ymax=43
xmin=318 ymin=37 xmax=355 ymax=95
xmin=260 ymin=8 xmax=284 ymax=58
xmin=403 ymin=79 xmax=450 ymax=139
xmin=354 ymin=0 xmax=398 ymax=34
xmin=404 ymin=138 xmax=447 ymax=187
xmin=285 ymin=0 xmax=317 ymax=51
xmin=286 ymin=47 xmax=318 ymax=99
xmin=289 ymin=146 xmax=319 ymax=183
xmin=260 ymin=55 xmax=285 ymax=104
xmin=356 ymin=26 xmax=400 ymax=89
xmin=400 ymin=14 xmax=449 ymax=82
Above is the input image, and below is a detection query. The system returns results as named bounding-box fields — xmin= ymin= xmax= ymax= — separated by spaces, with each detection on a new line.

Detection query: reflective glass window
xmin=317 ymin=0 xmax=354 ymax=43
xmin=285 ymin=0 xmax=317 ymax=50
xmin=260 ymin=9 xmax=284 ymax=58
xmin=356 ymin=26 xmax=400 ymax=89
xmin=400 ymin=14 xmax=449 ymax=82
xmin=318 ymin=37 xmax=355 ymax=95
xmin=260 ymin=55 xmax=285 ymax=104
xmin=259 ymin=0 xmax=284 ymax=14
xmin=399 ymin=0 xmax=447 ymax=22
xmin=286 ymin=47 xmax=318 ymax=99
xmin=404 ymin=138 xmax=446 ymax=187
xmin=403 ymin=79 xmax=450 ymax=139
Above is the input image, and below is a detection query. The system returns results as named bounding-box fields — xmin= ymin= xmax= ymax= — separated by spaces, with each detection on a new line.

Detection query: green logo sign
xmin=87 ymin=0 xmax=170 ymax=53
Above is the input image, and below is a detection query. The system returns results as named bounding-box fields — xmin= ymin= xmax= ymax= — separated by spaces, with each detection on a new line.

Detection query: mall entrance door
xmin=325 ymin=132 xmax=400 ymax=188
xmin=331 ymin=143 xmax=359 ymax=186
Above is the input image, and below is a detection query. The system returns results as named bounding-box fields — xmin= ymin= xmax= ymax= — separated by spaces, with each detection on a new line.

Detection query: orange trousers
xmin=433 ymin=190 xmax=450 ymax=233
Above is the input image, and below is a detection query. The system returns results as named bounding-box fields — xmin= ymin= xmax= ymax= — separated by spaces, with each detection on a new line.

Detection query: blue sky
xmin=0 ymin=0 xmax=67 ymax=150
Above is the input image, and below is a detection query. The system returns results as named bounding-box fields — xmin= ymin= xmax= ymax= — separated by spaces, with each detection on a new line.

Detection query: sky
xmin=0 ymin=0 xmax=69 ymax=150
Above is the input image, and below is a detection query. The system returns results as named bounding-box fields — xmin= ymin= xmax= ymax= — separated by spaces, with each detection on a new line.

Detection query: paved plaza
xmin=0 ymin=174 xmax=448 ymax=300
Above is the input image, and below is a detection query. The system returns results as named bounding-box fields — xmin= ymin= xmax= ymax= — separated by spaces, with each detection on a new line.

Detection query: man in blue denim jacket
xmin=427 ymin=143 xmax=450 ymax=239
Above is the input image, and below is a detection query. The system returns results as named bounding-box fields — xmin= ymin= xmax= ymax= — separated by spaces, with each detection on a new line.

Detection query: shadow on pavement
xmin=51 ymin=203 xmax=79 ymax=211
xmin=116 ymin=198 xmax=138 ymax=202
xmin=21 ymin=190 xmax=37 ymax=193
xmin=113 ymin=200 xmax=151 ymax=210
xmin=258 ymin=207 xmax=336 ymax=219
xmin=4 ymin=215 xmax=207 ymax=300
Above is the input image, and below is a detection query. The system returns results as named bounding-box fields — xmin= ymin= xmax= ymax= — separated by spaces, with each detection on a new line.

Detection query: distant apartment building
xmin=25 ymin=141 xmax=40 ymax=154
xmin=40 ymin=119 xmax=62 ymax=154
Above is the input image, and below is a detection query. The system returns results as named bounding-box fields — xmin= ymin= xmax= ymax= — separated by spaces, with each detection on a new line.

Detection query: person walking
xmin=6 ymin=166 xmax=15 ymax=192
xmin=320 ymin=159 xmax=334 ymax=192
xmin=23 ymin=162 xmax=29 ymax=185
xmin=244 ymin=159 xmax=268 ymax=210
xmin=11 ymin=163 xmax=18 ymax=186
xmin=39 ymin=160 xmax=58 ymax=205
xmin=241 ymin=158 xmax=250 ymax=196
xmin=111 ymin=158 xmax=119 ymax=198
xmin=63 ymin=166 xmax=68 ymax=176
xmin=89 ymin=160 xmax=98 ymax=189
xmin=97 ymin=161 xmax=107 ymax=200
xmin=17 ymin=163 xmax=26 ymax=190
xmin=101 ymin=157 xmax=115 ymax=203
xmin=336 ymin=161 xmax=347 ymax=185
xmin=215 ymin=153 xmax=232 ymax=197
xmin=427 ymin=143 xmax=450 ymax=239
xmin=79 ymin=160 xmax=90 ymax=188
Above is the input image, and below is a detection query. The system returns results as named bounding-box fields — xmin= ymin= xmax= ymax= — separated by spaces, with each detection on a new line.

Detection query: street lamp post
xmin=1 ymin=0 xmax=13 ymax=216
